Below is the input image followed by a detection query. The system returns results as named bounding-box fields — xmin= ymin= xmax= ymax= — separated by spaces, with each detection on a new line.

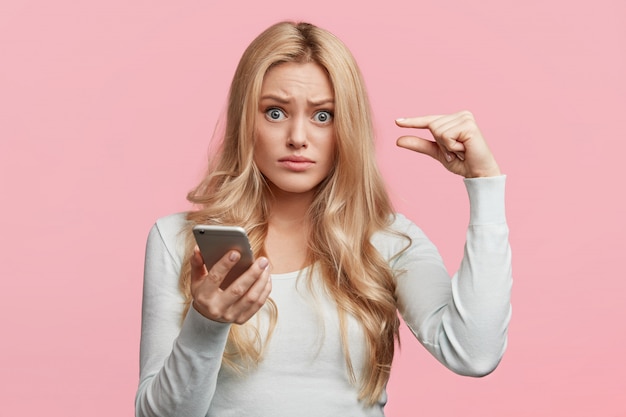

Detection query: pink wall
xmin=1 ymin=1 xmax=624 ymax=416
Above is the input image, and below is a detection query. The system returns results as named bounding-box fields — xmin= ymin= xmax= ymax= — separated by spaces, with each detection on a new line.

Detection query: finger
xmin=395 ymin=115 xmax=443 ymax=128
xmin=437 ymin=142 xmax=455 ymax=163
xmin=397 ymin=135 xmax=462 ymax=164
xmin=244 ymin=261 xmax=271 ymax=301
xmin=204 ymin=250 xmax=242 ymax=289
xmin=231 ymin=265 xmax=272 ymax=324
xmin=191 ymin=246 xmax=208 ymax=281
xmin=396 ymin=115 xmax=466 ymax=156
xmin=438 ymin=111 xmax=482 ymax=146
xmin=430 ymin=117 xmax=468 ymax=153
xmin=396 ymin=136 xmax=440 ymax=160
xmin=220 ymin=257 xmax=270 ymax=304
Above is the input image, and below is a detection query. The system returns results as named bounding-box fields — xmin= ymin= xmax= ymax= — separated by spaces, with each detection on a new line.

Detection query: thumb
xmin=191 ymin=246 xmax=208 ymax=282
xmin=396 ymin=136 xmax=439 ymax=160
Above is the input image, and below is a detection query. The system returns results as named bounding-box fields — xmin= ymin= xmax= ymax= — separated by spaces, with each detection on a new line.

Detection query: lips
xmin=278 ymin=155 xmax=315 ymax=171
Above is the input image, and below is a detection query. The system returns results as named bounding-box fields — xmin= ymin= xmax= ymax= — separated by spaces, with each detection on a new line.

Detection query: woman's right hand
xmin=190 ymin=247 xmax=272 ymax=324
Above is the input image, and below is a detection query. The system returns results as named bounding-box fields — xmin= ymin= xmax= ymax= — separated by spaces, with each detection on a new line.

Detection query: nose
xmin=287 ymin=117 xmax=307 ymax=149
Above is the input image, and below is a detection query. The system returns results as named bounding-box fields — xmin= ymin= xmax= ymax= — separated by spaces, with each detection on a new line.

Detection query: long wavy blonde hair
xmin=179 ymin=21 xmax=401 ymax=406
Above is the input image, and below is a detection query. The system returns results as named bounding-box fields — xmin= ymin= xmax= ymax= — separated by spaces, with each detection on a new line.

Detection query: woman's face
xmin=254 ymin=61 xmax=336 ymax=199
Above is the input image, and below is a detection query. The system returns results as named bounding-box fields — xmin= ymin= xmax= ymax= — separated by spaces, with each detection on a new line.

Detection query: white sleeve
xmin=135 ymin=219 xmax=231 ymax=417
xmin=393 ymin=176 xmax=512 ymax=376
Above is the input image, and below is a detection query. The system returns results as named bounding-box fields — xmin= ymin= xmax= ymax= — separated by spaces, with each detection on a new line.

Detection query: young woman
xmin=135 ymin=21 xmax=512 ymax=417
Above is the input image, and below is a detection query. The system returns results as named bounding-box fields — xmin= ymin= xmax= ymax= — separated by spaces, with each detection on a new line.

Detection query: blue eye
xmin=266 ymin=108 xmax=286 ymax=121
xmin=313 ymin=110 xmax=333 ymax=124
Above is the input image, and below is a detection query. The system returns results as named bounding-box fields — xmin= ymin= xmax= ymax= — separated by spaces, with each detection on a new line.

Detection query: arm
xmin=393 ymin=176 xmax=512 ymax=375
xmin=135 ymin=215 xmax=272 ymax=417
xmin=135 ymin=219 xmax=231 ymax=417
xmin=393 ymin=111 xmax=512 ymax=374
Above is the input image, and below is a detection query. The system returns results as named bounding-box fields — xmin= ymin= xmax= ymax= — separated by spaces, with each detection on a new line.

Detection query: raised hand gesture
xmin=396 ymin=110 xmax=501 ymax=178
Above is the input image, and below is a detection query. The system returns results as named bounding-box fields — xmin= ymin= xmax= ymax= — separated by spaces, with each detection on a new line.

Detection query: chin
xmin=267 ymin=179 xmax=323 ymax=196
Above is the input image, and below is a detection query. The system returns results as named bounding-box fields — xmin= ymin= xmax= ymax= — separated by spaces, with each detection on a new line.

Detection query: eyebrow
xmin=259 ymin=94 xmax=335 ymax=107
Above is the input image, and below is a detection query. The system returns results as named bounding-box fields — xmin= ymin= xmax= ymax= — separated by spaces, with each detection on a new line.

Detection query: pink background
xmin=1 ymin=1 xmax=624 ymax=416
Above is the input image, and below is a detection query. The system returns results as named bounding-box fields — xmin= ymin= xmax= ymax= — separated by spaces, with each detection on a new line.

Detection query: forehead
xmin=261 ymin=62 xmax=334 ymax=99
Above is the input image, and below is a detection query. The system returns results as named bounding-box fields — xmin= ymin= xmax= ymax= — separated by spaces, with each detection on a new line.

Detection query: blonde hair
xmin=180 ymin=21 xmax=401 ymax=406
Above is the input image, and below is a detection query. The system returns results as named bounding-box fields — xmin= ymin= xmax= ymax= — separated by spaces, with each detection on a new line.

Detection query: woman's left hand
xmin=395 ymin=110 xmax=501 ymax=178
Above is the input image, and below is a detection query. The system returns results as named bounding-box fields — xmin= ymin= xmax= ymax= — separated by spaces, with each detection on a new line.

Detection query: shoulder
xmin=374 ymin=213 xmax=425 ymax=240
xmin=372 ymin=213 xmax=445 ymax=270
xmin=371 ymin=213 xmax=428 ymax=258
xmin=388 ymin=213 xmax=420 ymax=234
xmin=146 ymin=212 xmax=190 ymax=264
xmin=154 ymin=212 xmax=189 ymax=236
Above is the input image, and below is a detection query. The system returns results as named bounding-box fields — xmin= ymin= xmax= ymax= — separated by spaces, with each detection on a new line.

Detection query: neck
xmin=267 ymin=188 xmax=315 ymax=228
xmin=263 ymin=187 xmax=314 ymax=273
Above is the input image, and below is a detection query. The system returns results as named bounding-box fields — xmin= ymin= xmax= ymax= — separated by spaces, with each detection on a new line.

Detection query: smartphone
xmin=192 ymin=225 xmax=255 ymax=290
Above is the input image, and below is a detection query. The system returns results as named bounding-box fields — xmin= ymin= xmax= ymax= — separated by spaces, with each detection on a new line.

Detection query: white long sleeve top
xmin=135 ymin=176 xmax=512 ymax=417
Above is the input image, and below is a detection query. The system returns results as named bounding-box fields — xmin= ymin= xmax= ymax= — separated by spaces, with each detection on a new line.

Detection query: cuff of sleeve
xmin=177 ymin=305 xmax=232 ymax=354
xmin=464 ymin=175 xmax=507 ymax=225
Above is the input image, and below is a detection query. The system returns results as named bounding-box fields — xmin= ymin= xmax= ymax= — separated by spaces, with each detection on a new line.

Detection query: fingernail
xmin=258 ymin=257 xmax=269 ymax=269
xmin=445 ymin=152 xmax=453 ymax=162
xmin=229 ymin=251 xmax=240 ymax=262
xmin=395 ymin=118 xmax=405 ymax=122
